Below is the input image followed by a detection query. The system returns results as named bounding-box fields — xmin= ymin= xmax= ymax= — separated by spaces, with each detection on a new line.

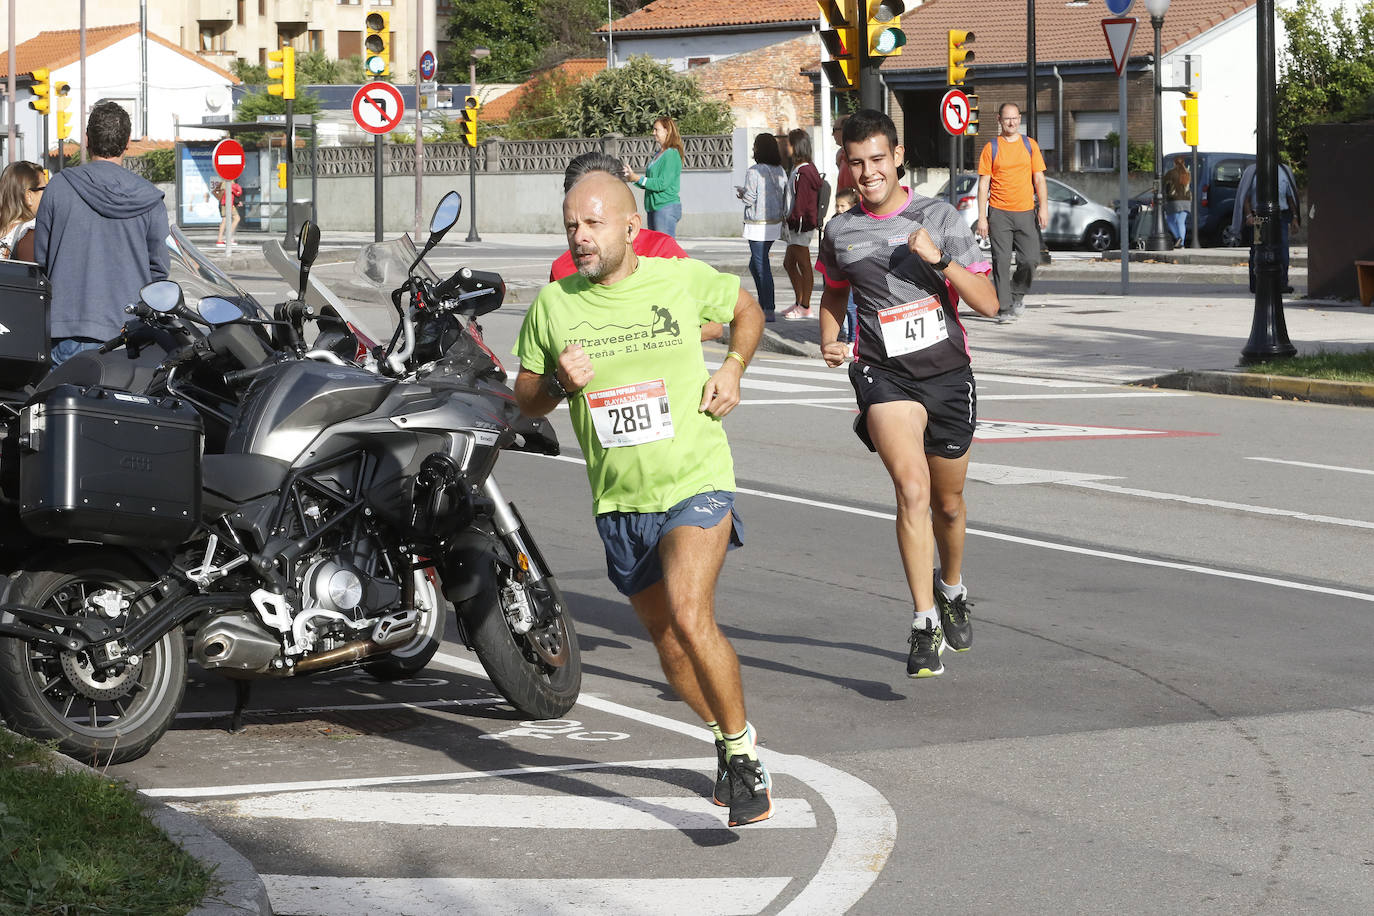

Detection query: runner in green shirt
xmin=514 ymin=171 xmax=772 ymax=827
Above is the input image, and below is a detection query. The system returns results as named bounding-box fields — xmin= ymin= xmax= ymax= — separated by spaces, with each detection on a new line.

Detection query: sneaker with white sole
xmin=906 ymin=620 xmax=946 ymax=678
xmin=781 ymin=305 xmax=813 ymax=320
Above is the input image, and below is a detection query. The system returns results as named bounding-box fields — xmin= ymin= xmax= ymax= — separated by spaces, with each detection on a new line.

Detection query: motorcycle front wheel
xmin=458 ymin=540 xmax=581 ymax=719
xmin=363 ymin=568 xmax=447 ymax=681
xmin=0 ymin=550 xmax=186 ymax=766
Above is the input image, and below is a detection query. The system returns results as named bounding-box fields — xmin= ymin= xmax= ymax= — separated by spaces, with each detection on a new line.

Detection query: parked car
xmin=936 ymin=174 xmax=1119 ymax=252
xmin=1125 ymin=152 xmax=1256 ymax=246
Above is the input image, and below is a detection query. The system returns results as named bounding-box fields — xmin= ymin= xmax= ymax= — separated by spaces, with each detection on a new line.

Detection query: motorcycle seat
xmin=203 ymin=452 xmax=291 ymax=502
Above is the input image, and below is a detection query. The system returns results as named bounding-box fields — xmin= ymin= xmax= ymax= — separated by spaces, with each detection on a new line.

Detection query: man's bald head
xmin=562 ymin=171 xmax=642 ymax=285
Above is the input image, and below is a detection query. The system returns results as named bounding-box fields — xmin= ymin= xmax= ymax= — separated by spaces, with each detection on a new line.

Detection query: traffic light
xmin=54 ymin=81 xmax=72 ymax=141
xmin=364 ymin=11 xmax=391 ymax=78
xmin=947 ymin=30 xmax=974 ymax=86
xmin=1180 ymin=93 xmax=1199 ymax=146
xmin=866 ymin=0 xmax=906 ymax=57
xmin=817 ymin=0 xmax=859 ymax=91
xmin=965 ymin=92 xmax=980 ymax=136
xmin=267 ymin=46 xmax=295 ymax=100
xmin=28 ymin=68 xmax=51 ymax=115
xmin=278 ymin=162 xmax=287 ymax=189
xmin=460 ymin=95 xmax=481 ymax=147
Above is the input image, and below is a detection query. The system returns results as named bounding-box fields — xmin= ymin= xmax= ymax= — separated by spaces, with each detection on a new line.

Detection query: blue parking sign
xmin=1105 ymin=0 xmax=1134 ymax=13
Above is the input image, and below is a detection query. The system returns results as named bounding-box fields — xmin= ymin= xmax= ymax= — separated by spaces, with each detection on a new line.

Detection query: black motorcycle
xmin=0 ymin=193 xmax=581 ymax=764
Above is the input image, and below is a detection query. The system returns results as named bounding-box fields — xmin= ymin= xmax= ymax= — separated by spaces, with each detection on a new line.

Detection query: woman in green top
xmin=623 ymin=116 xmax=684 ymax=238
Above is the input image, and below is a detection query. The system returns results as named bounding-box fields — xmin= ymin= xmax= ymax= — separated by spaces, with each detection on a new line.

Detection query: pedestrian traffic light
xmin=965 ymin=92 xmax=980 ymax=136
xmin=364 ymin=11 xmax=391 ymax=78
xmin=866 ymin=0 xmax=906 ymax=57
xmin=817 ymin=0 xmax=859 ymax=92
xmin=278 ymin=162 xmax=287 ymax=189
xmin=267 ymin=46 xmax=295 ymax=100
xmin=460 ymin=95 xmax=481 ymax=147
xmin=54 ymin=81 xmax=72 ymax=141
xmin=947 ymin=30 xmax=974 ymax=86
xmin=27 ymin=68 xmax=51 ymax=115
xmin=1180 ymin=92 xmax=1199 ymax=147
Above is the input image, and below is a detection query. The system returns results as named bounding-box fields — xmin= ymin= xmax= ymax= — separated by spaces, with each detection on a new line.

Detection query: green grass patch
xmin=1242 ymin=348 xmax=1374 ymax=383
xmin=0 ymin=729 xmax=214 ymax=915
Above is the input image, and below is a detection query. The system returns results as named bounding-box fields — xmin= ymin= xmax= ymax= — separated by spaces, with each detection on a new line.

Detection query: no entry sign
xmin=211 ymin=138 xmax=245 ymax=181
xmin=353 ymin=81 xmax=406 ymax=135
xmin=940 ymin=89 xmax=971 ymax=136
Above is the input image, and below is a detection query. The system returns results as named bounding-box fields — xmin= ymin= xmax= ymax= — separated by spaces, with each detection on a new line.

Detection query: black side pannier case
xmin=0 ymin=259 xmax=51 ymax=389
xmin=19 ymin=385 xmax=203 ymax=548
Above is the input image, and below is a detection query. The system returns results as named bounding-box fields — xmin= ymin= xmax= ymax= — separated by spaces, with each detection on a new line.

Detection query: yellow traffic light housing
xmin=267 ymin=46 xmax=296 ymax=100
xmin=54 ymin=81 xmax=72 ymax=141
xmin=1180 ymin=93 xmax=1199 ymax=146
xmin=28 ymin=68 xmax=51 ymax=115
xmin=866 ymin=0 xmax=906 ymax=57
xmin=461 ymin=95 xmax=481 ymax=148
xmin=277 ymin=162 xmax=288 ymax=189
xmin=364 ymin=11 xmax=391 ymax=78
xmin=947 ymin=30 xmax=974 ymax=86
xmin=965 ymin=92 xmax=980 ymax=136
xmin=817 ymin=0 xmax=860 ymax=91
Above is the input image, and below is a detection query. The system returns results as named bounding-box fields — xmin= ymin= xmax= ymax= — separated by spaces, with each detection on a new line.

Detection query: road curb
xmin=1145 ymin=370 xmax=1374 ymax=407
xmin=26 ymin=735 xmax=272 ymax=916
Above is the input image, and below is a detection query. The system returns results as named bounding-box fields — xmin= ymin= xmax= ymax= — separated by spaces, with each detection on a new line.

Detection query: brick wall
xmin=693 ymin=34 xmax=820 ymax=132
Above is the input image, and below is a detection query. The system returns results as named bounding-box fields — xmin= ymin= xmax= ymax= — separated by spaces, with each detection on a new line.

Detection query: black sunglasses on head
xmin=30 ymin=185 xmax=46 ymax=192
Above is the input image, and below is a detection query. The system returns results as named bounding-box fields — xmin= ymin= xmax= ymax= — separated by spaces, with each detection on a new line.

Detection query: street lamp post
xmin=466 ymin=47 xmax=490 ymax=244
xmin=1143 ymin=0 xmax=1173 ymax=252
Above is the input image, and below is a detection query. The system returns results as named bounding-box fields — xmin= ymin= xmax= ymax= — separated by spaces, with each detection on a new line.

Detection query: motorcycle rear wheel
xmin=459 ymin=543 xmax=581 ymax=719
xmin=0 ymin=551 xmax=186 ymax=766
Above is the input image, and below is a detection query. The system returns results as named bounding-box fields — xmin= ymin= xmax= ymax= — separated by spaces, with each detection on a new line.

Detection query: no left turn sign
xmin=352 ymin=81 xmax=406 ymax=135
xmin=940 ymin=89 xmax=972 ymax=136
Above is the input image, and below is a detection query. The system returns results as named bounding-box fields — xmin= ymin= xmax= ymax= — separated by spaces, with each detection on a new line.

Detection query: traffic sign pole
xmin=352 ymin=82 xmax=407 ymax=242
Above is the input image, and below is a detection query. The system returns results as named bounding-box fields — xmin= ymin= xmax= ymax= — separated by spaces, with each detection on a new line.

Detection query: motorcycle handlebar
xmin=97 ymin=333 xmax=124 ymax=354
xmin=224 ymin=363 xmax=274 ymax=388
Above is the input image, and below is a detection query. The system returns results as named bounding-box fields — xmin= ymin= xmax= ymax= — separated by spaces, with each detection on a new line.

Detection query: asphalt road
xmin=107 ymin=245 xmax=1374 ymax=915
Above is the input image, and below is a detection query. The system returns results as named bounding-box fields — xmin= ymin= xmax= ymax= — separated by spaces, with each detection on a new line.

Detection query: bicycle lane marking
xmin=432 ymin=651 xmax=898 ymax=916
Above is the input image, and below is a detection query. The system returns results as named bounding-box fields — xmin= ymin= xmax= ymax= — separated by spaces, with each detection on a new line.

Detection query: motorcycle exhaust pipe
xmin=290 ymin=610 xmax=420 ymax=674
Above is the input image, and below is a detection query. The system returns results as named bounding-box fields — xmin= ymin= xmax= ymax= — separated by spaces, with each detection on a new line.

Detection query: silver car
xmin=938 ymin=174 xmax=1120 ymax=252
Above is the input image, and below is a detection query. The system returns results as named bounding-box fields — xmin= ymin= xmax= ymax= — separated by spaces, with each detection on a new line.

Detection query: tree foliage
xmin=231 ymin=53 xmax=366 ymax=87
xmin=1277 ymin=0 xmax=1374 ymax=182
xmin=136 ymin=149 xmax=176 ymax=183
xmin=441 ymin=0 xmax=544 ymax=83
xmin=557 ymin=56 xmax=733 ymax=137
xmin=502 ymin=69 xmax=578 ymax=139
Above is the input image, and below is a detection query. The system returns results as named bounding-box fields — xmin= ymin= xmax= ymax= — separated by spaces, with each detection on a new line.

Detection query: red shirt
xmin=548 ymin=228 xmax=688 ymax=282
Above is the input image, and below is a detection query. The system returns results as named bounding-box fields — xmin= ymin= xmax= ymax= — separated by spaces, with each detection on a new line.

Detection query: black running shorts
xmin=848 ymin=361 xmax=977 ymax=458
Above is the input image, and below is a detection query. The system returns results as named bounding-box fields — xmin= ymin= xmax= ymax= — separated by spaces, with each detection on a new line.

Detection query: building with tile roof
xmin=3 ymin=24 xmax=239 ymax=164
xmin=482 ymin=58 xmax=607 ymax=125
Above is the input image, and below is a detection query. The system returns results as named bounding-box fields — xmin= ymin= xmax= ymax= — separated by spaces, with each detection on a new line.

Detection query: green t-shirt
xmin=516 ymin=257 xmax=740 ymax=515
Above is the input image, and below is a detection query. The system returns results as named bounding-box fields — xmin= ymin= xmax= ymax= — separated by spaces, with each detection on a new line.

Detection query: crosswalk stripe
xmin=739 ymin=378 xmax=846 ymax=393
xmin=173 ymin=790 xmax=815 ymax=830
xmin=260 ymin=876 xmax=792 ymax=916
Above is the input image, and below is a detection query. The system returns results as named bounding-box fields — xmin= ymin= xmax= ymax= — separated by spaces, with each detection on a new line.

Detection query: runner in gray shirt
xmin=815 ymin=109 xmax=998 ymax=679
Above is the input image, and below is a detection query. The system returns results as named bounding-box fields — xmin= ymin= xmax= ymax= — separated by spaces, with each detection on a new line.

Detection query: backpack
xmin=817 ymin=174 xmax=833 ymax=225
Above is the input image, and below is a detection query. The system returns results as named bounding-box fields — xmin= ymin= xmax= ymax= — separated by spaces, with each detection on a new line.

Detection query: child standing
xmin=828 ymin=187 xmax=861 ymax=342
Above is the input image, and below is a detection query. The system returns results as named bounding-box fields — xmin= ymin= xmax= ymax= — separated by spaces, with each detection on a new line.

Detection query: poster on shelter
xmin=180 ymin=145 xmax=223 ymax=227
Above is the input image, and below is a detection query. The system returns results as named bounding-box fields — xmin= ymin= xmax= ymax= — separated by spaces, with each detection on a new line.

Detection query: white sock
xmin=936 ymin=574 xmax=966 ymax=601
xmin=912 ymin=608 xmax=939 ymax=630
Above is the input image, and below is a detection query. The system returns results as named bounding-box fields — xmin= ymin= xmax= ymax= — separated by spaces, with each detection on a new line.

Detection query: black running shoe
xmin=726 ymin=754 xmax=773 ymax=827
xmin=712 ymin=722 xmax=756 ymax=807
xmin=907 ymin=621 xmax=946 ymax=678
xmin=936 ymin=590 xmax=973 ymax=652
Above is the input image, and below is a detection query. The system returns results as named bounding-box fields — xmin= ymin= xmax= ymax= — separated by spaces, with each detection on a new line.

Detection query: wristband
xmin=725 ymin=350 xmax=748 ymax=371
xmin=543 ymin=372 xmax=571 ymax=401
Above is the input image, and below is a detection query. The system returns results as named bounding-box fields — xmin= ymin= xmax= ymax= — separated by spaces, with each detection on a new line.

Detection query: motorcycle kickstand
xmin=229 ymin=680 xmax=253 ymax=733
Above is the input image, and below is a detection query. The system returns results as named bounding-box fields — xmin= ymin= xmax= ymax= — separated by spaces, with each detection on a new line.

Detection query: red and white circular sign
xmin=211 ymin=138 xmax=245 ymax=181
xmin=352 ymin=81 xmax=406 ymax=135
xmin=940 ymin=89 xmax=972 ymax=136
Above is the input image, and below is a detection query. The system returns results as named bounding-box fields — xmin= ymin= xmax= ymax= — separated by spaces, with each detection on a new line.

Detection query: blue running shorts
xmin=594 ymin=491 xmax=744 ymax=597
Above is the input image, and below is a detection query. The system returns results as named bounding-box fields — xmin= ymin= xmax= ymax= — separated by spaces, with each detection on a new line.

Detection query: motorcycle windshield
xmin=354 ymin=235 xmax=440 ymax=296
xmin=164 ymin=226 xmax=267 ymax=319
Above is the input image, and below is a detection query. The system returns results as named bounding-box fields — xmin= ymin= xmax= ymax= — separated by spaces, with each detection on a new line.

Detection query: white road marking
xmin=1246 ymin=456 xmax=1374 ymax=476
xmin=1059 ymin=479 xmax=1374 ymax=530
xmin=172 ymin=790 xmax=815 ymax=830
xmin=967 ymin=463 xmax=1121 ymax=486
xmin=260 ymin=876 xmax=791 ymax=916
xmin=739 ymin=378 xmax=846 ymax=393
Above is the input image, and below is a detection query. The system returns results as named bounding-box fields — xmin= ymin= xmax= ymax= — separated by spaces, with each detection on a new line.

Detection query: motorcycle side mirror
xmin=198 ymin=296 xmax=246 ymax=326
xmin=140 ymin=280 xmax=184 ymax=314
xmin=296 ymin=220 xmax=321 ymax=300
xmin=407 ymin=191 xmax=463 ymax=275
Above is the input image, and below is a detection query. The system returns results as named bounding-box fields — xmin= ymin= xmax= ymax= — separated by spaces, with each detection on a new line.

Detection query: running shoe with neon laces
xmin=726 ymin=754 xmax=773 ymax=826
xmin=712 ymin=722 xmax=756 ymax=807
xmin=935 ymin=590 xmax=973 ymax=652
xmin=906 ymin=620 xmax=946 ymax=678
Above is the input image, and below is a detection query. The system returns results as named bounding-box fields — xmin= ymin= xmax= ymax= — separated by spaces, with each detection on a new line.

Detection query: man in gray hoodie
xmin=35 ymin=101 xmax=170 ymax=365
